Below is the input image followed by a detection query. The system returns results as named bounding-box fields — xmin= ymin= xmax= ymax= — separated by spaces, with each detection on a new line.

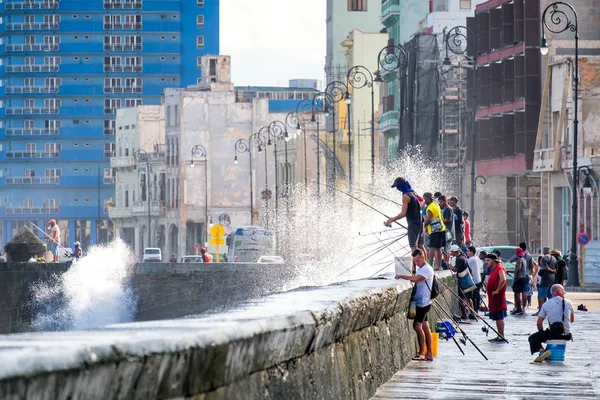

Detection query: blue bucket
xmin=546 ymin=340 xmax=567 ymax=362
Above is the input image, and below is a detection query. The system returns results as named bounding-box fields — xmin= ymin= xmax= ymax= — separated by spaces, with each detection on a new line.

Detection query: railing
xmin=104 ymin=87 xmax=123 ymax=93
xmin=104 ymin=177 xmax=116 ymax=184
xmin=6 ymin=1 xmax=59 ymax=10
xmin=6 ymin=207 xmax=59 ymax=214
xmin=6 ymin=86 xmax=59 ymax=94
xmin=132 ymin=200 xmax=161 ymax=215
xmin=103 ymin=44 xmax=142 ymax=51
xmin=6 ymin=22 xmax=59 ymax=30
xmin=5 ymin=44 xmax=59 ymax=52
xmin=381 ymin=0 xmax=400 ymax=21
xmin=110 ymin=156 xmax=135 ymax=168
xmin=6 ymin=108 xmax=59 ymax=115
xmin=103 ymin=65 xmax=123 ymax=72
xmin=123 ymin=86 xmax=142 ymax=93
xmin=533 ymin=148 xmax=558 ymax=172
xmin=379 ymin=110 xmax=399 ymax=133
xmin=6 ymin=128 xmax=59 ymax=136
xmin=104 ymin=128 xmax=116 ymax=135
xmin=5 ymin=65 xmax=59 ymax=72
xmin=123 ymin=65 xmax=143 ymax=72
xmin=5 ymin=151 xmax=59 ymax=158
xmin=123 ymin=23 xmax=142 ymax=29
xmin=108 ymin=207 xmax=132 ymax=219
xmin=104 ymin=108 xmax=118 ymax=114
xmin=104 ymin=1 xmax=142 ymax=9
xmin=104 ymin=151 xmax=116 ymax=158
xmin=5 ymin=176 xmax=60 ymax=184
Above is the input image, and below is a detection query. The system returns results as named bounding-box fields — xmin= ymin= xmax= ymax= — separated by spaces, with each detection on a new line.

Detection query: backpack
xmin=425 ymin=277 xmax=440 ymax=300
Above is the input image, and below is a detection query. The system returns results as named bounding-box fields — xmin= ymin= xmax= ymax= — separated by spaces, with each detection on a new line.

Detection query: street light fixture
xmin=541 ymin=1 xmax=580 ymax=286
xmin=347 ymin=65 xmax=375 ymax=183
xmin=234 ymin=134 xmax=264 ymax=225
xmin=311 ymin=91 xmax=330 ymax=196
xmin=325 ymin=80 xmax=349 ymax=193
xmin=190 ymin=145 xmax=208 ymax=245
xmin=580 ymin=166 xmax=593 ymax=196
xmin=444 ymin=25 xmax=478 ymax=235
xmin=134 ymin=149 xmax=151 ymax=249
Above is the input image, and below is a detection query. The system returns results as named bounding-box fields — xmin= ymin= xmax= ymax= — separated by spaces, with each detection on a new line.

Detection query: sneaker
xmin=514 ymin=311 xmax=525 ymax=316
xmin=534 ymin=349 xmax=552 ymax=363
xmin=510 ymin=309 xmax=518 ymax=315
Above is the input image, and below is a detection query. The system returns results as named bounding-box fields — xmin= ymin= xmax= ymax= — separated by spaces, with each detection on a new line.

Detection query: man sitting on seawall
xmin=528 ymin=284 xmax=574 ymax=363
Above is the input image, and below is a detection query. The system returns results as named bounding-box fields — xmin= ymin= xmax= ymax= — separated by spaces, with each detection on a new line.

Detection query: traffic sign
xmin=194 ymin=242 xmax=201 ymax=249
xmin=577 ymin=232 xmax=590 ymax=246
xmin=210 ymin=224 xmax=225 ymax=237
xmin=209 ymin=237 xmax=225 ymax=245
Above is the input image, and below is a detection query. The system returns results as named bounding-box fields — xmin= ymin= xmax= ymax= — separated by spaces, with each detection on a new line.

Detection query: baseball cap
xmin=391 ymin=177 xmax=405 ymax=188
xmin=450 ymin=244 xmax=461 ymax=252
xmin=516 ymin=248 xmax=524 ymax=257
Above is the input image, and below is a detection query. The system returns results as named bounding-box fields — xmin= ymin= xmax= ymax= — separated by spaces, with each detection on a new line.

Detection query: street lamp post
xmin=375 ymin=44 xmax=408 ymax=151
xmin=190 ymin=144 xmax=208 ymax=244
xmin=234 ymin=133 xmax=264 ymax=225
xmin=267 ymin=120 xmax=287 ymax=214
xmin=346 ymin=65 xmax=375 ymax=182
xmin=134 ymin=149 xmax=151 ymax=248
xmin=311 ymin=91 xmax=330 ymax=196
xmin=296 ymin=99 xmax=313 ymax=190
xmin=444 ymin=25 xmax=478 ymax=235
xmin=324 ymin=80 xmax=349 ymax=193
xmin=541 ymin=2 xmax=579 ymax=286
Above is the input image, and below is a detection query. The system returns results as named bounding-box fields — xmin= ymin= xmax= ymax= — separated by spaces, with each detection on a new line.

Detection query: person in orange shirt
xmin=462 ymin=211 xmax=472 ymax=245
xmin=200 ymin=247 xmax=213 ymax=263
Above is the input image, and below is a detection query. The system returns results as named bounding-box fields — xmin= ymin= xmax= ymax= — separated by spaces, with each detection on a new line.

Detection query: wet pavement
xmin=372 ymin=307 xmax=600 ymax=399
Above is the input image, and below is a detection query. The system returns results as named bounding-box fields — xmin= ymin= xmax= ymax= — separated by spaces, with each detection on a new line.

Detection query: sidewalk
xmin=371 ymin=310 xmax=600 ymax=399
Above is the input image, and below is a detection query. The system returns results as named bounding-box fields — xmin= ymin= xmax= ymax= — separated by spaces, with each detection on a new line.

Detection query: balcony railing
xmin=104 ymin=1 xmax=142 ymax=9
xmin=5 ymin=44 xmax=59 ymax=52
xmin=104 ymin=128 xmax=116 ymax=135
xmin=6 ymin=108 xmax=59 ymax=115
xmin=123 ymin=86 xmax=142 ymax=93
xmin=110 ymin=156 xmax=135 ymax=168
xmin=104 ymin=87 xmax=123 ymax=93
xmin=104 ymin=22 xmax=142 ymax=30
xmin=5 ymin=65 xmax=59 ymax=72
xmin=103 ymin=65 xmax=123 ymax=72
xmin=104 ymin=177 xmax=116 ymax=184
xmin=104 ymin=108 xmax=118 ymax=114
xmin=5 ymin=176 xmax=59 ymax=184
xmin=381 ymin=0 xmax=400 ymax=22
xmin=379 ymin=110 xmax=399 ymax=133
xmin=6 ymin=207 xmax=59 ymax=214
xmin=6 ymin=1 xmax=59 ymax=10
xmin=6 ymin=86 xmax=59 ymax=94
xmin=108 ymin=207 xmax=132 ymax=219
xmin=132 ymin=200 xmax=162 ymax=215
xmin=5 ymin=128 xmax=59 ymax=136
xmin=103 ymin=44 xmax=142 ymax=51
xmin=104 ymin=151 xmax=116 ymax=158
xmin=5 ymin=151 xmax=59 ymax=158
xmin=6 ymin=22 xmax=59 ymax=30
xmin=123 ymin=65 xmax=142 ymax=72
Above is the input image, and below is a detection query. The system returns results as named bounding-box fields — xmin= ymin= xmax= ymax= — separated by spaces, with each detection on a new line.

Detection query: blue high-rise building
xmin=0 ymin=0 xmax=219 ymax=249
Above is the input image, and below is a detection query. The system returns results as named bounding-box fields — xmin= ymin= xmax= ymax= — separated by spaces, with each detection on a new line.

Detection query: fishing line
xmin=28 ymin=222 xmax=70 ymax=253
xmin=335 ymin=234 xmax=406 ymax=278
xmin=348 ymin=185 xmax=402 ymax=207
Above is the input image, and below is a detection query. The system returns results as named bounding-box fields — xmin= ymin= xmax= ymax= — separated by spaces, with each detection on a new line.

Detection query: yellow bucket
xmin=431 ymin=332 xmax=439 ymax=356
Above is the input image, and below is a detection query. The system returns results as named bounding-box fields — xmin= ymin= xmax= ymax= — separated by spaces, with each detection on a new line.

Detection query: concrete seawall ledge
xmin=0 ymin=271 xmax=456 ymax=400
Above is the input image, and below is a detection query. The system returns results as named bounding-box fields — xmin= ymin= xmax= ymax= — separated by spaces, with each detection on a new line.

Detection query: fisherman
xmin=421 ymin=192 xmax=445 ymax=270
xmin=48 ymin=219 xmax=60 ymax=262
xmin=551 ymin=249 xmax=567 ymax=286
xmin=200 ymin=247 xmax=213 ymax=263
xmin=448 ymin=197 xmax=464 ymax=247
xmin=449 ymin=244 xmax=475 ymax=319
xmin=533 ymin=247 xmax=557 ymax=316
xmin=386 ymin=177 xmax=424 ymax=255
xmin=169 ymin=253 xmax=177 ymax=264
xmin=510 ymin=248 xmax=527 ymax=316
xmin=462 ymin=211 xmax=472 ymax=246
xmin=528 ymin=284 xmax=574 ymax=363
xmin=466 ymin=245 xmax=482 ymax=313
xmin=439 ymin=195 xmax=454 ymax=262
xmin=485 ymin=253 xmax=507 ymax=342
xmin=509 ymin=242 xmax=537 ymax=313
xmin=72 ymin=241 xmax=82 ymax=260
xmin=395 ymin=248 xmax=434 ymax=362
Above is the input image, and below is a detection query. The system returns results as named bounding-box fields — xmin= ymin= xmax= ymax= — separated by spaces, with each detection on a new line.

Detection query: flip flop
xmin=425 ymin=357 xmax=434 ymax=362
xmin=412 ymin=355 xmax=426 ymax=361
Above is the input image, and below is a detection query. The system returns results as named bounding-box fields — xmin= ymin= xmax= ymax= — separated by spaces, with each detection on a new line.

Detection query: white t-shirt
xmin=414 ymin=263 xmax=434 ymax=307
xmin=539 ymin=296 xmax=575 ymax=333
xmin=51 ymin=224 xmax=60 ymax=244
xmin=467 ymin=255 xmax=482 ymax=284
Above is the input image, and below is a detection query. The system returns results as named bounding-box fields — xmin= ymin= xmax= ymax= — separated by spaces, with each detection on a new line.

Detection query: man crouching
xmin=528 ymin=284 xmax=575 ymax=363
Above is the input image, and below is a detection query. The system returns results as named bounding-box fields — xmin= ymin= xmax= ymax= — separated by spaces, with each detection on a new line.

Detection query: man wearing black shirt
xmin=449 ymin=197 xmax=464 ymax=246
xmin=450 ymin=244 xmax=475 ymax=319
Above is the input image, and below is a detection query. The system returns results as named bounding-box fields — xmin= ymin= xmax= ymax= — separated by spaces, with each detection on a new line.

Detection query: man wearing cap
xmin=511 ymin=248 xmax=528 ymax=315
xmin=485 ymin=253 xmax=507 ymax=342
xmin=450 ymin=244 xmax=475 ymax=319
xmin=421 ymin=192 xmax=445 ymax=270
xmin=386 ymin=177 xmax=424 ymax=253
xmin=534 ymin=247 xmax=557 ymax=316
xmin=467 ymin=246 xmax=482 ymax=313
xmin=551 ymin=249 xmax=567 ymax=286
xmin=48 ymin=219 xmax=60 ymax=262
xmin=200 ymin=247 xmax=213 ymax=263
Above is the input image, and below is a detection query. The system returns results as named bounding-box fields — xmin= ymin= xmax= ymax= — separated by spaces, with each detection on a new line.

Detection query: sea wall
xmin=0 ymin=272 xmax=457 ymax=400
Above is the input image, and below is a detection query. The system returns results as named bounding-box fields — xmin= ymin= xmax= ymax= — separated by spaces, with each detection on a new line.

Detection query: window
xmin=26 ymin=143 xmax=36 ymax=152
xmin=24 ymin=120 xmax=34 ymax=130
xmin=25 ymin=35 xmax=35 ymax=45
xmin=125 ymin=98 xmax=142 ymax=108
xmin=124 ymin=35 xmax=142 ymax=49
xmin=104 ymin=77 xmax=122 ymax=91
xmin=197 ymin=36 xmax=204 ymax=49
xmin=347 ymin=0 xmax=367 ymax=11
xmin=197 ymin=0 xmax=204 ymax=6
xmin=25 ymin=169 xmax=35 ymax=178
xmin=25 ymin=57 xmax=35 ymax=66
xmin=44 ymin=98 xmax=61 ymax=110
xmin=460 ymin=0 xmax=471 ymax=9
xmin=44 ymin=56 xmax=61 ymax=67
xmin=25 ymin=15 xmax=35 ymax=24
xmin=125 ymin=77 xmax=142 ymax=92
xmin=23 ymin=199 xmax=34 ymax=208
xmin=197 ymin=15 xmax=204 ymax=28
xmin=43 ymin=15 xmax=60 ymax=26
xmin=44 ymin=77 xmax=61 ymax=88
xmin=24 ymin=99 xmax=35 ymax=109
xmin=24 ymin=78 xmax=34 ymax=87
xmin=104 ymin=143 xmax=116 ymax=158
xmin=43 ymin=35 xmax=60 ymax=48
xmin=45 ymin=143 xmax=61 ymax=154
xmin=124 ymin=56 xmax=142 ymax=71
xmin=44 ymin=120 xmax=61 ymax=131
xmin=104 ymin=98 xmax=121 ymax=114
xmin=104 ymin=168 xmax=116 ymax=183
xmin=104 ymin=119 xmax=116 ymax=135
xmin=124 ymin=14 xmax=142 ymax=28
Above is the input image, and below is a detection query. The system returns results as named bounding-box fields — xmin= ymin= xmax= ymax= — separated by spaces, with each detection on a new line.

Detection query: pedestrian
xmin=169 ymin=253 xmax=177 ymax=263
xmin=467 ymin=245 xmax=482 ymax=313
xmin=387 ymin=177 xmax=424 ymax=253
xmin=422 ymin=192 xmax=445 ymax=270
xmin=200 ymin=247 xmax=212 ymax=263
xmin=439 ymin=196 xmax=454 ymax=262
xmin=462 ymin=211 xmax=472 ymax=245
xmin=48 ymin=219 xmax=60 ymax=262
xmin=449 ymin=244 xmax=476 ymax=319
xmin=551 ymin=249 xmax=567 ymax=286
xmin=485 ymin=253 xmax=507 ymax=342
xmin=395 ymin=248 xmax=434 ymax=362
xmin=533 ymin=247 xmax=557 ymax=316
xmin=528 ymin=284 xmax=574 ymax=363
xmin=510 ymin=248 xmax=527 ymax=315
xmin=448 ymin=197 xmax=464 ymax=246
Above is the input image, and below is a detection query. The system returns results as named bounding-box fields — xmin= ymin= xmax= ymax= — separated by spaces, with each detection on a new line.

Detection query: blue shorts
xmin=489 ymin=310 xmax=507 ymax=321
xmin=537 ymin=286 xmax=552 ymax=299
xmin=523 ymin=281 xmax=531 ymax=294
xmin=51 ymin=242 xmax=58 ymax=253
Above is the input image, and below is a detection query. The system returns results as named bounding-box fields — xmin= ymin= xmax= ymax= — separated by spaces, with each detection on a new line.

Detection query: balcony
xmin=5 ymin=176 xmax=60 ymax=184
xmin=533 ymin=148 xmax=559 ymax=172
xmin=104 ymin=87 xmax=123 ymax=93
xmin=5 ymin=22 xmax=59 ymax=30
xmin=6 ymin=86 xmax=59 ymax=94
xmin=5 ymin=128 xmax=59 ymax=136
xmin=381 ymin=0 xmax=400 ymax=25
xmin=104 ymin=128 xmax=116 ymax=135
xmin=103 ymin=44 xmax=142 ymax=51
xmin=379 ymin=110 xmax=399 ymax=134
xmin=5 ymin=151 xmax=59 ymax=159
xmin=108 ymin=207 xmax=132 ymax=219
xmin=132 ymin=200 xmax=162 ymax=216
xmin=123 ymin=65 xmax=143 ymax=72
xmin=123 ymin=86 xmax=142 ymax=93
xmin=110 ymin=156 xmax=135 ymax=168
xmin=104 ymin=151 xmax=116 ymax=158
xmin=6 ymin=207 xmax=59 ymax=215
xmin=5 ymin=1 xmax=59 ymax=10
xmin=6 ymin=108 xmax=59 ymax=115
xmin=5 ymin=65 xmax=59 ymax=73
xmin=103 ymin=65 xmax=123 ymax=72
xmin=103 ymin=0 xmax=142 ymax=9
xmin=5 ymin=44 xmax=59 ymax=52
xmin=104 ymin=22 xmax=142 ymax=30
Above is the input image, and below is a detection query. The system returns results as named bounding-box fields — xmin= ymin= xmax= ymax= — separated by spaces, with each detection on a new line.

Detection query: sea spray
xmin=30 ymin=239 xmax=137 ymax=331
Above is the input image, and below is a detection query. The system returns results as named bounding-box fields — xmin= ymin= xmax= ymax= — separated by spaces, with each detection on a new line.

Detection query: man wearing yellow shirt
xmin=422 ymin=192 xmax=445 ymax=270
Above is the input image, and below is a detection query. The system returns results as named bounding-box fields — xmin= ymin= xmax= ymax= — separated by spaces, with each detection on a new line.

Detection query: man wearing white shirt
xmin=396 ymin=248 xmax=434 ymax=362
xmin=467 ymin=245 xmax=482 ymax=313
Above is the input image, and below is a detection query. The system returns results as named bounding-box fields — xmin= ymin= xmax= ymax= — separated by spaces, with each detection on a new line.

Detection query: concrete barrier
xmin=0 ymin=271 xmax=457 ymax=400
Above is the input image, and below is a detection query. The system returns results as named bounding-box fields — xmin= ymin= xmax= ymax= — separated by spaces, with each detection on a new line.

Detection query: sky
xmin=220 ymin=0 xmax=326 ymax=87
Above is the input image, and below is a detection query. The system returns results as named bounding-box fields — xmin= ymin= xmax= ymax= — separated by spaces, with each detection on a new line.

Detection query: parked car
xmin=143 ymin=248 xmax=162 ymax=263
xmin=477 ymin=245 xmax=518 ymax=276
xmin=257 ymin=255 xmax=284 ymax=264
xmin=181 ymin=255 xmax=203 ymax=263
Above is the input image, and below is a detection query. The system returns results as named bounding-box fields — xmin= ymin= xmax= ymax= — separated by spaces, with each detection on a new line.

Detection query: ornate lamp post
xmin=324 ymin=80 xmax=349 ymax=192
xmin=311 ymin=91 xmax=330 ymax=195
xmin=267 ymin=120 xmax=287 ymax=214
xmin=541 ymin=1 xmax=580 ymax=285
xmin=375 ymin=44 xmax=408 ymax=150
xmin=190 ymin=145 xmax=208 ymax=244
xmin=346 ymin=65 xmax=375 ymax=182
xmin=134 ymin=149 xmax=151 ymax=248
xmin=444 ymin=25 xmax=478 ymax=234
xmin=234 ymin=133 xmax=264 ymax=225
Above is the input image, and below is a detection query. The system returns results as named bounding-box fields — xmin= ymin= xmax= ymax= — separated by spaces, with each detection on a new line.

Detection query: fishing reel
xmin=439 ymin=332 xmax=450 ymax=341
xmin=383 ymin=221 xmax=392 ymax=228
xmin=481 ymin=326 xmax=489 ymax=336
xmin=459 ymin=335 xmax=467 ymax=345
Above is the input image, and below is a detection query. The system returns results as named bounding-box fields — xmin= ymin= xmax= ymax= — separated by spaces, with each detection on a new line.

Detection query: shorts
xmin=429 ymin=232 xmax=444 ymax=249
xmin=459 ymin=287 xmax=473 ymax=299
xmin=524 ymin=281 xmax=531 ymax=294
xmin=51 ymin=242 xmax=58 ymax=254
xmin=512 ymin=277 xmax=527 ymax=294
xmin=415 ymin=305 xmax=431 ymax=323
xmin=489 ymin=310 xmax=507 ymax=321
xmin=537 ymin=286 xmax=552 ymax=299
xmin=407 ymin=223 xmax=422 ymax=248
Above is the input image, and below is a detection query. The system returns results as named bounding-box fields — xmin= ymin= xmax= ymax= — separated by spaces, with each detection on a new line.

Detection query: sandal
xmin=412 ymin=355 xmax=426 ymax=361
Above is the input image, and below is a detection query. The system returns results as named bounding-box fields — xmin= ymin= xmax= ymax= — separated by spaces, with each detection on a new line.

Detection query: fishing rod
xmin=357 ymin=226 xmax=405 ymax=237
xmin=28 ymin=222 xmax=70 ymax=253
xmin=335 ymin=233 xmax=406 ymax=278
xmin=435 ymin=276 xmax=509 ymax=343
xmin=320 ymin=183 xmax=407 ymax=230
xmin=347 ymin=185 xmax=402 ymax=207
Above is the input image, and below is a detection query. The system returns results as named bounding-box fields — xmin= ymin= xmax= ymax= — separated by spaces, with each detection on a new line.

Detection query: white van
xmin=143 ymin=248 xmax=162 ymax=262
